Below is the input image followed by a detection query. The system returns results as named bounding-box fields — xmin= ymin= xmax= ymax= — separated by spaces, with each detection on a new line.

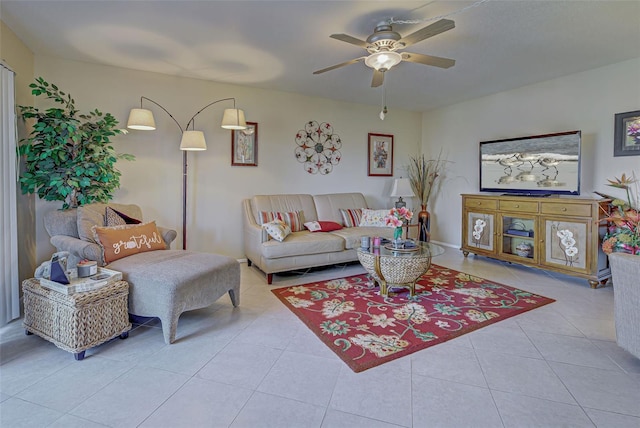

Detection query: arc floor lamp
xmin=127 ymin=97 xmax=247 ymax=250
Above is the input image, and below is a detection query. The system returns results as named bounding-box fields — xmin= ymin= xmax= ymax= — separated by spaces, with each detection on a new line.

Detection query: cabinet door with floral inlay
xmin=464 ymin=211 xmax=496 ymax=255
xmin=541 ymin=217 xmax=591 ymax=274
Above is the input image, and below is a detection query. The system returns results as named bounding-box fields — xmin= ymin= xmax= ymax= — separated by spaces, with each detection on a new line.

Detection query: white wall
xmin=423 ymin=57 xmax=640 ymax=248
xmin=2 ymin=20 xmax=36 ymax=283
xmin=33 ymin=56 xmax=422 ymax=263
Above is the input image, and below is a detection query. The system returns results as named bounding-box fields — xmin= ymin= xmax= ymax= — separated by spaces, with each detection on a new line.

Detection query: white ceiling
xmin=2 ymin=0 xmax=639 ymax=112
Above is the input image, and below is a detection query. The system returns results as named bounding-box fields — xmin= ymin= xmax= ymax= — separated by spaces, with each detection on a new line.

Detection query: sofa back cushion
xmin=251 ymin=194 xmax=318 ymax=223
xmin=313 ymin=193 xmax=369 ymax=224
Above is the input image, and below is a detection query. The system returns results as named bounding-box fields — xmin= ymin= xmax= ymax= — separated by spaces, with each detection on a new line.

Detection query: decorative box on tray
xmin=39 ymin=267 xmax=122 ymax=295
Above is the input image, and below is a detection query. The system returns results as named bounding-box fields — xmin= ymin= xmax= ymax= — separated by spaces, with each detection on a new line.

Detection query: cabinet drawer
xmin=464 ymin=198 xmax=497 ymax=210
xmin=499 ymin=200 xmax=539 ymax=213
xmin=541 ymin=202 xmax=591 ymax=217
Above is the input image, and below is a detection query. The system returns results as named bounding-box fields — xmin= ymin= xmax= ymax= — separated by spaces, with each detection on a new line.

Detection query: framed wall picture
xmin=232 ymin=122 xmax=258 ymax=166
xmin=614 ymin=110 xmax=640 ymax=157
xmin=367 ymin=133 xmax=393 ymax=176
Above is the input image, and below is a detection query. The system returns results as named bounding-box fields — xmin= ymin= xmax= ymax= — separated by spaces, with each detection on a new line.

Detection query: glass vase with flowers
xmin=385 ymin=207 xmax=413 ymax=249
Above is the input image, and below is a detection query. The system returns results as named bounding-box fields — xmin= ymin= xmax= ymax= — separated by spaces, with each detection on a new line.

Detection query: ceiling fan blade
xmin=371 ymin=70 xmax=384 ymax=88
xmin=397 ymin=19 xmax=455 ymax=48
xmin=313 ymin=57 xmax=366 ymax=75
xmin=402 ymin=52 xmax=455 ymax=68
xmin=330 ymin=33 xmax=369 ymax=48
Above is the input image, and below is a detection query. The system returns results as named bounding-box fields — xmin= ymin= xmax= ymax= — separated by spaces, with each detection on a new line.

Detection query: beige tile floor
xmin=1 ymin=247 xmax=639 ymax=427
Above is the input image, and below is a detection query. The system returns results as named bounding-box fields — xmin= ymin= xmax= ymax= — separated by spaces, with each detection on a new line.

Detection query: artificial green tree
xmin=18 ymin=77 xmax=134 ymax=209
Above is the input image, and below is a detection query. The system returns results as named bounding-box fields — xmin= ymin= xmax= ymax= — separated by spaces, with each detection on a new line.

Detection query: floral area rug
xmin=271 ymin=264 xmax=555 ymax=372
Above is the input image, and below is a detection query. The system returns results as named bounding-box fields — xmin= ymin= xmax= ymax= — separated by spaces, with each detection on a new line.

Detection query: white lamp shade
xmin=180 ymin=131 xmax=207 ymax=151
xmin=365 ymin=51 xmax=402 ymax=71
xmin=390 ymin=178 xmax=415 ymax=198
xmin=127 ymin=108 xmax=156 ymax=130
xmin=221 ymin=109 xmax=247 ymax=130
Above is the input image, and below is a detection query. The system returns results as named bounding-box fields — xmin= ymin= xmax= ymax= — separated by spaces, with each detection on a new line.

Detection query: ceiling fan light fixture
xmin=365 ymin=51 xmax=402 ymax=72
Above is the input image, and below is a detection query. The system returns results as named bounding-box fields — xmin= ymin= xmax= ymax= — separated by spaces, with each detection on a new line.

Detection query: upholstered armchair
xmin=44 ymin=203 xmax=240 ymax=344
xmin=609 ymin=252 xmax=640 ymax=359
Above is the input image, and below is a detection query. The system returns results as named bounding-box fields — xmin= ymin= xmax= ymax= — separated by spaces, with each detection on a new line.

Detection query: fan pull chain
xmin=389 ymin=0 xmax=490 ymax=25
xmin=379 ymin=78 xmax=387 ymax=120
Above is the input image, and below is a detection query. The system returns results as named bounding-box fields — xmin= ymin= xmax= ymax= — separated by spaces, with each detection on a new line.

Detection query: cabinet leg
xmin=74 ymin=351 xmax=85 ymax=361
xmin=25 ymin=329 xmax=33 ymax=336
xmin=588 ymin=280 xmax=599 ymax=289
xmin=462 ymin=251 xmax=469 ymax=257
xmin=119 ymin=332 xmax=129 ymax=339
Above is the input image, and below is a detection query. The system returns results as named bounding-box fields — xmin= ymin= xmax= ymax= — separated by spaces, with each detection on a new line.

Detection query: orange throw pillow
xmin=92 ymin=221 xmax=166 ymax=264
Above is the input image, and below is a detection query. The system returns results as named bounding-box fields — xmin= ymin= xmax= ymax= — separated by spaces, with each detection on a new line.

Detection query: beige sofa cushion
xmin=314 ymin=193 xmax=369 ymax=224
xmin=262 ymin=231 xmax=344 ymax=259
xmin=252 ymin=194 xmax=318 ymax=223
xmin=330 ymin=226 xmax=395 ymax=249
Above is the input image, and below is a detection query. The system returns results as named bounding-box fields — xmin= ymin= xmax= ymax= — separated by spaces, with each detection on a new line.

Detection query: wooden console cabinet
xmin=461 ymin=194 xmax=611 ymax=288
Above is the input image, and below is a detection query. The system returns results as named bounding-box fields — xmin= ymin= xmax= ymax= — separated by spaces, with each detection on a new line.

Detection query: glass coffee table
xmin=357 ymin=241 xmax=445 ymax=297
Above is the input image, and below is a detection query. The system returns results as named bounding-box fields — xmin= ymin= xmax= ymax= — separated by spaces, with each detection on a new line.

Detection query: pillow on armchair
xmin=77 ymin=203 xmax=143 ymax=243
xmin=92 ymin=221 xmax=166 ymax=263
xmin=105 ymin=206 xmax=142 ymax=226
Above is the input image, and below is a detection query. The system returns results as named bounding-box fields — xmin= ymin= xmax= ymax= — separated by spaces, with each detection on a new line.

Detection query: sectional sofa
xmin=242 ymin=192 xmax=396 ymax=284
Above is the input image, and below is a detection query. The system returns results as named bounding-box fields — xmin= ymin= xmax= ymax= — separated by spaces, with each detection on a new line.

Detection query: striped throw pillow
xmin=258 ymin=210 xmax=305 ymax=232
xmin=339 ymin=208 xmax=363 ymax=228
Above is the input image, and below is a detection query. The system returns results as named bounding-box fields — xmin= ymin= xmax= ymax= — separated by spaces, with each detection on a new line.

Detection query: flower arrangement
xmin=385 ymin=207 xmax=413 ymax=241
xmin=601 ymin=173 xmax=640 ymax=255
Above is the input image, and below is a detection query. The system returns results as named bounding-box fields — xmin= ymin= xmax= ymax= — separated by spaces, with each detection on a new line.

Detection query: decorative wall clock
xmin=294 ymin=120 xmax=342 ymax=174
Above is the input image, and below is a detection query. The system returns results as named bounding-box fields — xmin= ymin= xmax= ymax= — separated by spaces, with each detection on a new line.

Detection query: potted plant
xmin=406 ymin=150 xmax=449 ymax=241
xmin=600 ymin=172 xmax=639 ymax=359
xmin=18 ymin=77 xmax=133 ymax=209
xmin=601 ymin=173 xmax=639 ymax=255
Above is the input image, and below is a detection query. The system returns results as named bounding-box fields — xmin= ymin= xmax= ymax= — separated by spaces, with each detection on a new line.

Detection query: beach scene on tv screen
xmin=480 ymin=132 xmax=580 ymax=193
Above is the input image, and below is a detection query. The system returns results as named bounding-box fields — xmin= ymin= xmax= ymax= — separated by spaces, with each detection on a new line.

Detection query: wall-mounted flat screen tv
xmin=479 ymin=130 xmax=581 ymax=196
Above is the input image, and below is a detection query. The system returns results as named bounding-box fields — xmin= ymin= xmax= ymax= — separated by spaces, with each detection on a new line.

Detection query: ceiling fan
xmin=314 ymin=18 xmax=456 ymax=87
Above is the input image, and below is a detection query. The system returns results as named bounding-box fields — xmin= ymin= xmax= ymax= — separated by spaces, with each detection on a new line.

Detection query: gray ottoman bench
xmin=109 ymin=250 xmax=240 ymax=344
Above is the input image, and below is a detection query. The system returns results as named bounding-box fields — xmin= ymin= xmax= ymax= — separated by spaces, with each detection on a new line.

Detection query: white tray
xmin=39 ymin=267 xmax=123 ymax=295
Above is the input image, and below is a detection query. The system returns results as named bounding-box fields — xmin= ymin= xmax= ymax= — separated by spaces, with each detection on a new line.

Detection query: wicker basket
xmin=357 ymin=250 xmax=433 ymax=297
xmin=22 ymin=278 xmax=131 ymax=358
xmin=358 ymin=251 xmax=431 ymax=284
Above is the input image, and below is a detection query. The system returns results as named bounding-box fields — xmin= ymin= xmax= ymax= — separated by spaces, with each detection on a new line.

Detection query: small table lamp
xmin=390 ymin=177 xmax=415 ymax=209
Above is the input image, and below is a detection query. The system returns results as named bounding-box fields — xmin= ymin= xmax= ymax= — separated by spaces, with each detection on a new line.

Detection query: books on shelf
xmin=39 ymin=267 xmax=122 ymax=295
xmin=506 ymin=228 xmax=534 ymax=237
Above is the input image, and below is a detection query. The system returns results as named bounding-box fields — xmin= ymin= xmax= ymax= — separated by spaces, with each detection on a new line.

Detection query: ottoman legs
xmin=228 ymin=288 xmax=240 ymax=307
xmin=121 ymin=252 xmax=241 ymax=344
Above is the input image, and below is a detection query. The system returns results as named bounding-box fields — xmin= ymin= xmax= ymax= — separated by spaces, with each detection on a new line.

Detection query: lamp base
xmin=395 ymin=197 xmax=407 ymax=209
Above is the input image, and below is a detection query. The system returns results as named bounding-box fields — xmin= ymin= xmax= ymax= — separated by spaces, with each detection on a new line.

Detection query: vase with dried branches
xmin=407 ymin=151 xmax=448 ymax=241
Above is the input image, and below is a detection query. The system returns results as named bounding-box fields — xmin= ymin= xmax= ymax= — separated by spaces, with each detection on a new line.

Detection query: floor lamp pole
xmin=128 ymin=97 xmax=246 ymax=252
xmin=182 ymin=150 xmax=188 ymax=251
